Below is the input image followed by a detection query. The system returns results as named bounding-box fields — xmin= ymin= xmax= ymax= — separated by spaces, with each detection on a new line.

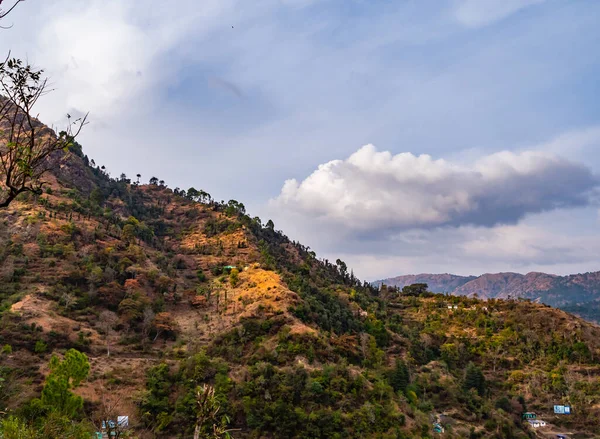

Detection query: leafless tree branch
xmin=0 ymin=57 xmax=88 ymax=208
xmin=0 ymin=0 xmax=24 ymax=28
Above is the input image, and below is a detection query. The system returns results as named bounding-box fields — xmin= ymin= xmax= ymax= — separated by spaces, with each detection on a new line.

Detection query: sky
xmin=2 ymin=0 xmax=600 ymax=280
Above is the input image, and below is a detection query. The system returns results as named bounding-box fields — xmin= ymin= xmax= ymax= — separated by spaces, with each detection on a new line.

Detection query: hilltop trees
xmin=401 ymin=283 xmax=429 ymax=297
xmin=187 ymin=187 xmax=212 ymax=203
xmin=0 ymin=58 xmax=87 ymax=208
xmin=336 ymin=259 xmax=348 ymax=279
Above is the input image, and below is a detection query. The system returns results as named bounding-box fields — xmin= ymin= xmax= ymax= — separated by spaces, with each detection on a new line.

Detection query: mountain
xmin=377 ymin=271 xmax=600 ymax=322
xmin=2 ymin=135 xmax=600 ymax=438
xmin=373 ymin=274 xmax=476 ymax=293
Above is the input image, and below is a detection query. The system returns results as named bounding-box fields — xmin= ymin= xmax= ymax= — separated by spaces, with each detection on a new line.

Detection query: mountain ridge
xmin=376 ymin=270 xmax=600 ymax=322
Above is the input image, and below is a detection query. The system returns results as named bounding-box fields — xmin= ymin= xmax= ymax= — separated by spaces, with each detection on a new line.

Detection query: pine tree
xmin=390 ymin=358 xmax=410 ymax=393
xmin=40 ymin=349 xmax=90 ymax=417
xmin=463 ymin=362 xmax=486 ymax=396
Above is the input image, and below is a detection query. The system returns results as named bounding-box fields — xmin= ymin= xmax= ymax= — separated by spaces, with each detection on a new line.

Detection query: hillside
xmin=1 ymin=142 xmax=600 ymax=438
xmin=376 ymin=272 xmax=600 ymax=323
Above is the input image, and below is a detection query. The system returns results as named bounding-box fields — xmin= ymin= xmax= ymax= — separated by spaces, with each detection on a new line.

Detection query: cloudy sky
xmin=2 ymin=0 xmax=600 ymax=280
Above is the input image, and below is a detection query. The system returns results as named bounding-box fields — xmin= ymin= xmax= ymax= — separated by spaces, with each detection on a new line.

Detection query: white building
xmin=527 ymin=419 xmax=546 ymax=428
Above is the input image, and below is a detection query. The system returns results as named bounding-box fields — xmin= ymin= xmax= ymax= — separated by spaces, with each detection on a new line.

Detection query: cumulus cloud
xmin=454 ymin=0 xmax=547 ymax=28
xmin=272 ymin=145 xmax=598 ymax=233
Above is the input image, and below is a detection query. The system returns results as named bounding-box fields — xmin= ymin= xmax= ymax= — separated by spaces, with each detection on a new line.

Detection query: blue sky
xmin=3 ymin=0 xmax=600 ymax=279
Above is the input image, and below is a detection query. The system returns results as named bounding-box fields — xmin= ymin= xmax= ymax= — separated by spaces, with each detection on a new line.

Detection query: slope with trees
xmin=0 ymin=138 xmax=599 ymax=438
xmin=377 ymin=272 xmax=600 ymax=323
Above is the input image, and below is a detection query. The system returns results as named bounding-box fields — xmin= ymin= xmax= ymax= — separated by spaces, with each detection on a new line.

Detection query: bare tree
xmin=61 ymin=292 xmax=76 ymax=312
xmin=0 ymin=58 xmax=87 ymax=208
xmin=194 ymin=385 xmax=238 ymax=439
xmin=141 ymin=307 xmax=155 ymax=347
xmin=90 ymin=381 xmax=132 ymax=439
xmin=0 ymin=0 xmax=23 ymax=27
xmin=98 ymin=310 xmax=118 ymax=357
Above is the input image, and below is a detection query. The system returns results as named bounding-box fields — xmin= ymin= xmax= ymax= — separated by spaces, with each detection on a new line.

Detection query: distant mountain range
xmin=375 ymin=271 xmax=600 ymax=322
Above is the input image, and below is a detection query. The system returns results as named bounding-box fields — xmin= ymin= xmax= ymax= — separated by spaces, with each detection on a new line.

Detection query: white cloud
xmin=36 ymin=3 xmax=153 ymax=118
xmin=2 ymin=0 xmax=237 ymax=123
xmin=272 ymin=144 xmax=598 ymax=232
xmin=454 ymin=0 xmax=547 ymax=28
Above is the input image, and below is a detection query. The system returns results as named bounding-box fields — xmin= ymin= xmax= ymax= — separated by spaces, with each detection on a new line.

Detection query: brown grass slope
xmin=0 ymin=149 xmax=311 ymax=426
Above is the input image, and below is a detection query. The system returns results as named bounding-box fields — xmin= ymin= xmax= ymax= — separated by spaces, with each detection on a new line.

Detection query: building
xmin=554 ymin=405 xmax=572 ymax=415
xmin=522 ymin=412 xmax=537 ymax=420
xmin=527 ymin=419 xmax=547 ymax=428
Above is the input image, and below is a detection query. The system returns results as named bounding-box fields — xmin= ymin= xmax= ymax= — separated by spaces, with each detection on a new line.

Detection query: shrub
xmin=34 ymin=340 xmax=48 ymax=354
xmin=230 ymin=268 xmax=240 ymax=287
xmin=495 ymin=396 xmax=511 ymax=412
xmin=0 ymin=416 xmax=38 ymax=439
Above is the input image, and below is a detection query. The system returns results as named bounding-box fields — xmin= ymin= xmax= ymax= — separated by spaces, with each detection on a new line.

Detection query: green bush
xmin=230 ymin=268 xmax=240 ymax=287
xmin=34 ymin=340 xmax=47 ymax=354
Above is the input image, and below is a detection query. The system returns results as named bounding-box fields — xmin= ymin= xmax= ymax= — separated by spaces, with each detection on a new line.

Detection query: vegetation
xmin=0 ymin=349 xmax=93 ymax=438
xmin=0 ymin=133 xmax=599 ymax=438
